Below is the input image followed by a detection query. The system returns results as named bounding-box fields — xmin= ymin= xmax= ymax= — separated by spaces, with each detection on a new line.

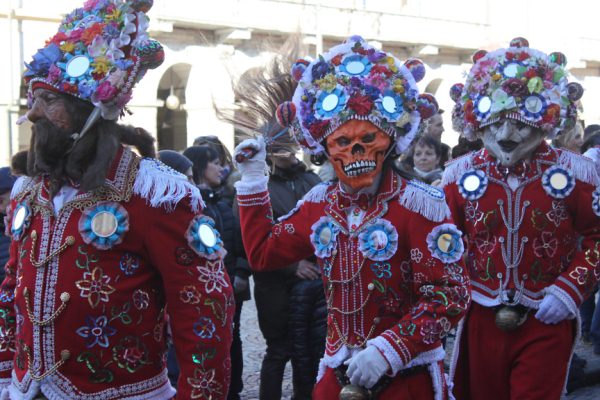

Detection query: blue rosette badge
xmin=10 ymin=202 xmax=32 ymax=241
xmin=79 ymin=202 xmax=129 ymax=250
xmin=542 ymin=165 xmax=575 ymax=199
xmin=310 ymin=217 xmax=340 ymax=258
xmin=186 ymin=215 xmax=226 ymax=260
xmin=358 ymin=219 xmax=398 ymax=261
xmin=426 ymin=223 xmax=464 ymax=264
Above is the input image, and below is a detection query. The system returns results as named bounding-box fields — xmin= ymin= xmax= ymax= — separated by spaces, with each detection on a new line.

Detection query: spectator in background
xmin=193 ymin=135 xmax=239 ymax=205
xmin=421 ymin=109 xmax=451 ymax=165
xmin=158 ymin=149 xmax=194 ymax=182
xmin=553 ymin=120 xmax=584 ymax=153
xmin=584 ymin=124 xmax=600 ymax=141
xmin=0 ymin=167 xmax=16 ymax=279
xmin=398 ymin=135 xmax=444 ymax=186
xmin=183 ymin=145 xmax=251 ymax=400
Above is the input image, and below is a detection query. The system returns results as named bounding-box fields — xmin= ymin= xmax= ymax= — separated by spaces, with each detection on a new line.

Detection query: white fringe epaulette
xmin=133 ymin=158 xmax=204 ymax=213
xmin=441 ymin=152 xmax=474 ymax=187
xmin=557 ymin=149 xmax=600 ymax=186
xmin=278 ymin=182 xmax=331 ymax=222
xmin=10 ymin=176 xmax=34 ymax=200
xmin=399 ymin=180 xmax=450 ymax=222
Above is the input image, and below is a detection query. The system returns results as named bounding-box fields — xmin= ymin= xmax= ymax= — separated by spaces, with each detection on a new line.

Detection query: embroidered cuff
xmin=545 ymin=284 xmax=578 ymax=318
xmin=235 ymin=175 xmax=269 ymax=196
xmin=368 ymin=334 xmax=406 ymax=375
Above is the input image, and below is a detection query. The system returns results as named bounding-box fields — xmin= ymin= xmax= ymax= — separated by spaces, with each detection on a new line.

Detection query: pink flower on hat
xmin=96 ymin=81 xmax=118 ymax=101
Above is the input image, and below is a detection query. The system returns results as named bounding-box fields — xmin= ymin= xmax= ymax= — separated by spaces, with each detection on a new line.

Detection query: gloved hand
xmin=233 ymin=275 xmax=249 ymax=295
xmin=233 ymin=136 xmax=267 ymax=181
xmin=344 ymin=346 xmax=390 ymax=389
xmin=535 ymin=293 xmax=572 ymax=324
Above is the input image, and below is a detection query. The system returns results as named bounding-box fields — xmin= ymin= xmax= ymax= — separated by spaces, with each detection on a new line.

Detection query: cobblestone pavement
xmin=239 ymin=278 xmax=600 ymax=399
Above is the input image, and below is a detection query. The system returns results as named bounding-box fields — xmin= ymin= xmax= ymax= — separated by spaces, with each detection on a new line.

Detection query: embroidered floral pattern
xmin=112 ymin=335 xmax=149 ymax=373
xmin=197 ymin=261 xmax=229 ymax=294
xmin=193 ymin=317 xmax=216 ymax=339
xmin=75 ymin=266 xmax=116 ymax=308
xmin=76 ymin=315 xmax=116 ymax=348
xmin=370 ymin=262 xmax=392 ymax=279
xmin=175 ymin=246 xmax=195 ymax=266
xmin=188 ymin=367 xmax=223 ymax=399
xmin=132 ymin=289 xmax=149 ymax=310
xmin=180 ymin=285 xmax=202 ymax=304
xmin=546 ymin=201 xmax=568 ymax=227
xmin=410 ymin=248 xmax=423 ymax=263
xmin=569 ymin=266 xmax=589 ymax=285
xmin=119 ymin=252 xmax=139 ymax=275
xmin=532 ymin=232 xmax=558 ymax=258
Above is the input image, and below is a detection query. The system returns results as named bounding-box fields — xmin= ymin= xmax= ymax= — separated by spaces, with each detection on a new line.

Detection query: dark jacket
xmin=289 ymin=278 xmax=327 ymax=395
xmin=200 ymin=187 xmax=251 ymax=301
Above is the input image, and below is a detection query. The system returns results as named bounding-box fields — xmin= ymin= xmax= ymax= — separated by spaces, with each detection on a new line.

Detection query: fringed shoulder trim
xmin=133 ymin=158 xmax=204 ymax=213
xmin=557 ymin=149 xmax=600 ymax=186
xmin=10 ymin=176 xmax=35 ymax=200
xmin=399 ymin=180 xmax=450 ymax=222
xmin=278 ymin=182 xmax=331 ymax=222
xmin=441 ymin=152 xmax=474 ymax=187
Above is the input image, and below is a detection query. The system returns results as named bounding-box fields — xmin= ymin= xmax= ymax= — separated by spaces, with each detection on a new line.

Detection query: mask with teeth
xmin=325 ymin=120 xmax=392 ymax=191
xmin=481 ymin=119 xmax=544 ymax=167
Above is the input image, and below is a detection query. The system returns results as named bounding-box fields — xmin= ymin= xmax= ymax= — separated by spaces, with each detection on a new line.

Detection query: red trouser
xmin=453 ymin=302 xmax=575 ymax=400
xmin=313 ymin=361 xmax=446 ymax=400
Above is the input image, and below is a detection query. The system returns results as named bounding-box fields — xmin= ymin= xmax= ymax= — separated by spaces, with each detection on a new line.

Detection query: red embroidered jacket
xmin=0 ymin=147 xmax=234 ymax=399
xmin=237 ymin=169 xmax=470 ymax=375
xmin=443 ymin=142 xmax=600 ymax=312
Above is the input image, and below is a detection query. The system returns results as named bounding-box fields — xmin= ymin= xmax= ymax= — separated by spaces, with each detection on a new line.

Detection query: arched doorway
xmin=156 ymin=63 xmax=192 ymax=151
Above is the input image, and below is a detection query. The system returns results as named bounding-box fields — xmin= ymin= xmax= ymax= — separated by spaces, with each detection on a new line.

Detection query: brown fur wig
xmin=27 ymin=94 xmax=156 ymax=196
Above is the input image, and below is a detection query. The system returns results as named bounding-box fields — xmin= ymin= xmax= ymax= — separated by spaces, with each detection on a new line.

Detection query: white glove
xmin=344 ymin=346 xmax=390 ymax=389
xmin=233 ymin=136 xmax=267 ymax=181
xmin=535 ymin=294 xmax=572 ymax=324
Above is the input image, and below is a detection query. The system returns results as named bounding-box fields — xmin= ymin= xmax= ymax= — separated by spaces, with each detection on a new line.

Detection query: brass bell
xmin=495 ymin=306 xmax=526 ymax=332
xmin=339 ymin=384 xmax=370 ymax=400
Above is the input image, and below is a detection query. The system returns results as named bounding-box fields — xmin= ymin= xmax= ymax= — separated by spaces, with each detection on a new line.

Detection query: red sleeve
xmin=370 ymin=211 xmax=471 ymax=369
xmin=237 ymin=190 xmax=315 ymax=271
xmin=144 ymin=200 xmax=234 ymax=400
xmin=549 ymin=181 xmax=600 ymax=310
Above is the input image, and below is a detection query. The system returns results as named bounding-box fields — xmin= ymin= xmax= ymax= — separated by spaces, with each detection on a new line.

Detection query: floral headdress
xmin=275 ymin=36 xmax=438 ymax=156
xmin=451 ymin=37 xmax=583 ymax=140
xmin=24 ymin=0 xmax=164 ymax=123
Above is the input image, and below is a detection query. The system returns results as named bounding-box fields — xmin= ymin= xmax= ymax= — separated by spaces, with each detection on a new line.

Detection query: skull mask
xmin=481 ymin=119 xmax=544 ymax=166
xmin=325 ymin=120 xmax=392 ymax=191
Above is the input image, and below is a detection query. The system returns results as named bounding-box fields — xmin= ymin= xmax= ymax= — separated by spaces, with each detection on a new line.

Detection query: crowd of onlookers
xmin=1 ymin=113 xmax=600 ymax=399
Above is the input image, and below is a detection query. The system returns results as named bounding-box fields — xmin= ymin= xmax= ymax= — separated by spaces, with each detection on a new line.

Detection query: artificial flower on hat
xmin=23 ymin=0 xmax=164 ymax=120
xmin=275 ymin=35 xmax=438 ymax=156
xmin=450 ymin=37 xmax=583 ymax=140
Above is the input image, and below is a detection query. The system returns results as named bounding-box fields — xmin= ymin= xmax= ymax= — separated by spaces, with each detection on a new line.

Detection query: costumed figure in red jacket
xmin=233 ymin=35 xmax=471 ymax=400
xmin=443 ymin=37 xmax=600 ymax=399
xmin=0 ymin=1 xmax=234 ymax=398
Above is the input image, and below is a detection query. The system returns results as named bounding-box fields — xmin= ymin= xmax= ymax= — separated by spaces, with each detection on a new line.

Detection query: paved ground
xmin=238 ymin=278 xmax=600 ymax=399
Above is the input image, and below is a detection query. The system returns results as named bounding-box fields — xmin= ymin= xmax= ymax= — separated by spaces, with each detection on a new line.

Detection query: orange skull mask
xmin=325 ymin=120 xmax=392 ymax=191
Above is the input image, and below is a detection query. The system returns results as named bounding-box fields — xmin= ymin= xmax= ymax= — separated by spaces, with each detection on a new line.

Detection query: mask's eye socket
xmin=362 ymin=132 xmax=377 ymax=144
xmin=335 ymin=136 xmax=351 ymax=147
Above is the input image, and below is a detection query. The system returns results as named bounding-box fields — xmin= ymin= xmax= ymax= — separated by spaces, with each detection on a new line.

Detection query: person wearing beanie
xmin=234 ymin=36 xmax=470 ymax=399
xmin=1 ymin=1 xmax=233 ymax=399
xmin=444 ymin=38 xmax=600 ymax=399
xmin=158 ymin=149 xmax=194 ymax=182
